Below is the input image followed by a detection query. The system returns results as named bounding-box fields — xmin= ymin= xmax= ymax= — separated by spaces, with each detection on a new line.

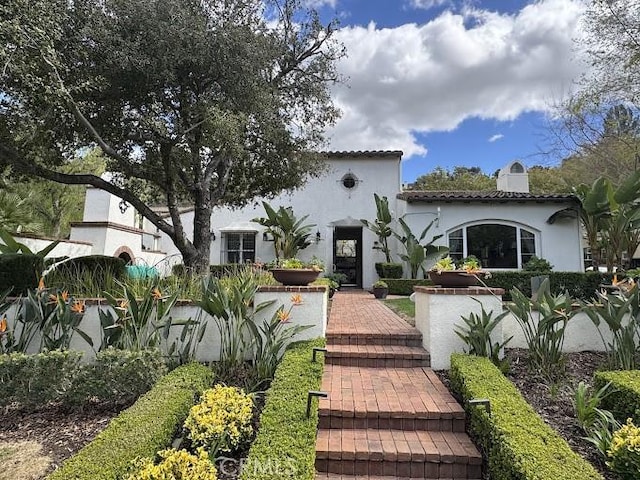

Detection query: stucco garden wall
xmin=6 ymin=286 xmax=327 ymax=363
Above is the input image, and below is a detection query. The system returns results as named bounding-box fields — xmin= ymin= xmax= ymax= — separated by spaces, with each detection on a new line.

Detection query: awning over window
xmin=219 ymin=221 xmax=259 ymax=233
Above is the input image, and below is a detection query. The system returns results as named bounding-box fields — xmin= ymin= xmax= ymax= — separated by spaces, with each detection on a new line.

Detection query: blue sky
xmin=308 ymin=0 xmax=587 ymax=183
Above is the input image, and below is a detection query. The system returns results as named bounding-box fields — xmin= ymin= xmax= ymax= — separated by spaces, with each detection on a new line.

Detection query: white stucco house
xmin=56 ymin=151 xmax=584 ymax=287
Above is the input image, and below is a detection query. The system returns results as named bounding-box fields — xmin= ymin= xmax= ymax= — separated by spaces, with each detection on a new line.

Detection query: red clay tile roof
xmin=323 ymin=150 xmax=403 ymax=158
xmin=397 ymin=190 xmax=578 ymax=203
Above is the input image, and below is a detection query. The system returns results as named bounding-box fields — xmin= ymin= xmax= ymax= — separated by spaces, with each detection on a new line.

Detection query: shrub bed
xmin=49 ymin=362 xmax=213 ymax=480
xmin=67 ymin=349 xmax=168 ymax=408
xmin=483 ymin=271 xmax=614 ymax=301
xmin=381 ymin=278 xmax=432 ymax=295
xmin=450 ymin=354 xmax=603 ymax=480
xmin=0 ymin=350 xmax=82 ymax=408
xmin=595 ymin=370 xmax=640 ymax=424
xmin=0 ymin=253 xmax=44 ymax=295
xmin=240 ymin=338 xmax=324 ymax=480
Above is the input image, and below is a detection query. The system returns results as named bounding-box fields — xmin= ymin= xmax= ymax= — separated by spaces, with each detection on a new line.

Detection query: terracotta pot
xmin=428 ymin=270 xmax=481 ymax=288
xmin=270 ymin=268 xmax=320 ymax=286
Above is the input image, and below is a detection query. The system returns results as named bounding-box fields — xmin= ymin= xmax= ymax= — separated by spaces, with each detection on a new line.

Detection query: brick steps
xmin=316 ymin=292 xmax=482 ymax=480
xmin=318 ymin=365 xmax=465 ymax=431
xmin=325 ymin=344 xmax=430 ymax=367
xmin=326 ymin=331 xmax=423 ymax=347
xmin=316 ymin=429 xmax=481 ymax=478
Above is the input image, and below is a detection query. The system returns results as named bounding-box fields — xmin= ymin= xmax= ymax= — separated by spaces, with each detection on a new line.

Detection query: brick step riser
xmin=315 ymin=458 xmax=481 ymax=479
xmin=318 ymin=416 xmax=466 ymax=432
xmin=324 ymin=357 xmax=430 ymax=368
xmin=326 ymin=335 xmax=423 ymax=347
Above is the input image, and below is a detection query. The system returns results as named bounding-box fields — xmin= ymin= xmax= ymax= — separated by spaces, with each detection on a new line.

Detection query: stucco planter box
xmin=270 ymin=268 xmax=320 ymax=286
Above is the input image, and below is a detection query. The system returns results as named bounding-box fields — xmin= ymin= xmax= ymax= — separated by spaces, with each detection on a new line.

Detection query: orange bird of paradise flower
xmin=38 ymin=278 xmax=45 ymax=291
xmin=71 ymin=300 xmax=85 ymax=314
xmin=277 ymin=308 xmax=291 ymax=323
xmin=290 ymin=294 xmax=303 ymax=305
xmin=0 ymin=317 xmax=7 ymax=333
xmin=152 ymin=287 xmax=162 ymax=300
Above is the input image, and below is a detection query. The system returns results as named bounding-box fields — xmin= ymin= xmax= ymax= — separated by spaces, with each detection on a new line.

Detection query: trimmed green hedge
xmin=45 ymin=255 xmax=126 ymax=291
xmin=0 ymin=253 xmax=44 ymax=295
xmin=450 ymin=354 xmax=603 ymax=480
xmin=595 ymin=370 xmax=640 ymax=424
xmin=241 ymin=338 xmax=325 ymax=480
xmin=380 ymin=263 xmax=403 ymax=279
xmin=0 ymin=350 xmax=82 ymax=408
xmin=48 ymin=363 xmax=213 ymax=480
xmin=483 ymin=271 xmax=614 ymax=301
xmin=381 ymin=278 xmax=433 ymax=295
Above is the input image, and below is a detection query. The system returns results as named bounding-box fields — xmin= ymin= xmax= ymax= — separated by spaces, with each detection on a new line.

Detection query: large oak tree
xmin=0 ymin=0 xmax=343 ymax=271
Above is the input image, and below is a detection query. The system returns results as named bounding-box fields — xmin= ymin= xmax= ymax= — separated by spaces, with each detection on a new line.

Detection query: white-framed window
xmin=447 ymin=222 xmax=538 ymax=269
xmin=222 ymin=233 xmax=256 ymax=264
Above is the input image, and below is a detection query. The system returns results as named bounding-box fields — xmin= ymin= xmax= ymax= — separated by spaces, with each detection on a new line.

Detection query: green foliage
xmin=583 ymin=289 xmax=640 ymax=370
xmin=373 ymin=280 xmax=388 ymax=288
xmin=595 ymin=370 xmax=640 ymax=424
xmin=125 ymin=448 xmax=217 ymax=480
xmin=449 ymin=354 xmax=603 ymax=480
xmin=0 ymin=350 xmax=82 ymax=408
xmin=44 ymin=255 xmax=127 ymax=295
xmin=185 ymin=385 xmax=254 ymax=457
xmin=48 ymin=363 xmax=213 ymax=480
xmin=0 ymin=0 xmax=342 ymax=272
xmin=394 ymin=216 xmax=448 ymax=279
xmin=508 ymin=279 xmax=575 ymax=380
xmin=608 ymin=419 xmax=640 ymax=479
xmin=380 ymin=278 xmax=433 ymax=295
xmin=574 ymin=381 xmax=615 ymax=433
xmin=523 ymin=256 xmax=554 ymax=272
xmin=360 ymin=194 xmax=394 ymax=262
xmin=412 ymin=166 xmax=496 ymax=191
xmin=99 ymin=284 xmax=178 ymax=351
xmin=323 ymin=272 xmax=347 ymax=287
xmin=248 ymin=305 xmax=312 ymax=388
xmin=484 ymin=271 xmax=614 ymax=301
xmin=240 ymin=339 xmax=324 ymax=480
xmin=0 ymin=349 xmax=167 ymax=410
xmin=253 ymin=202 xmax=315 ymax=260
xmin=6 ymin=285 xmax=91 ymax=353
xmin=380 ymin=262 xmax=403 ymax=279
xmin=454 ymin=300 xmax=511 ymax=367
xmin=0 ymin=253 xmax=44 ymax=295
xmin=67 ymin=348 xmax=167 ymax=408
xmin=197 ymin=276 xmax=273 ymax=375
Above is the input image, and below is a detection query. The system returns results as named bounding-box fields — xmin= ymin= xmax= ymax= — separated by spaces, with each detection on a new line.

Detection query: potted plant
xmin=372 ymin=280 xmax=389 ymax=299
xmin=428 ymin=256 xmax=489 ymax=288
xmin=269 ymin=257 xmax=324 ymax=286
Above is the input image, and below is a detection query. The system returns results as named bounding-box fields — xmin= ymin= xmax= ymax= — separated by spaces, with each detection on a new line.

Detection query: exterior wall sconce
xmin=263 ymin=232 xmax=274 ymax=242
xmin=119 ymin=199 xmax=129 ymax=214
xmin=210 ymin=232 xmax=216 ymax=241
xmin=372 ymin=241 xmax=381 ymax=250
xmin=316 ymin=231 xmax=322 ymax=243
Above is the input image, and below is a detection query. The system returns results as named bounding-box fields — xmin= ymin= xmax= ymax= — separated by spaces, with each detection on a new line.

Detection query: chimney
xmin=497 ymin=161 xmax=529 ymax=193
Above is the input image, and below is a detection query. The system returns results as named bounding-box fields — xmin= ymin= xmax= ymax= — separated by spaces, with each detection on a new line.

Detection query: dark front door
xmin=334 ymin=227 xmax=362 ymax=288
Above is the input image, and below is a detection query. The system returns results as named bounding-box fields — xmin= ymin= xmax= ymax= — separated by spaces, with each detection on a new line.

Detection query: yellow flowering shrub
xmin=608 ymin=418 xmax=640 ymax=480
xmin=184 ymin=385 xmax=254 ymax=455
xmin=125 ymin=448 xmax=217 ymax=480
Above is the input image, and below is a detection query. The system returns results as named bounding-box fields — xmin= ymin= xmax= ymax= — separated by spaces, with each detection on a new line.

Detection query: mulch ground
xmin=503 ymin=348 xmax=619 ymax=480
xmin=0 ymin=406 xmax=120 ymax=478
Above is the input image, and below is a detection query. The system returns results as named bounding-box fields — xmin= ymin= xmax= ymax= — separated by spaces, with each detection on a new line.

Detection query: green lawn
xmin=383 ymin=297 xmax=415 ymax=321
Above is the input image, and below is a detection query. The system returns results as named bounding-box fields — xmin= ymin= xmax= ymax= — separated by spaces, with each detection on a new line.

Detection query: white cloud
xmin=326 ymin=0 xmax=588 ymax=158
xmin=488 ymin=134 xmax=504 ymax=142
xmin=303 ymin=0 xmax=338 ymax=8
xmin=409 ymin=0 xmax=451 ymax=10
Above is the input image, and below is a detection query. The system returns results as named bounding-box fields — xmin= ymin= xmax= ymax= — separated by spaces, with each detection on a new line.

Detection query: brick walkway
xmin=315 ymin=291 xmax=481 ymax=479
